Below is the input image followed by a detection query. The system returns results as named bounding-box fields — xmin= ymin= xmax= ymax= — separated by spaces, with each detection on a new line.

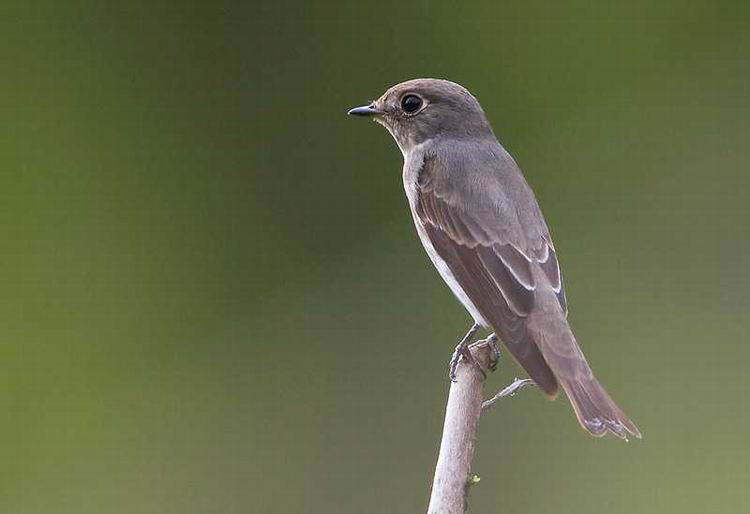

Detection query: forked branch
xmin=426 ymin=340 xmax=532 ymax=514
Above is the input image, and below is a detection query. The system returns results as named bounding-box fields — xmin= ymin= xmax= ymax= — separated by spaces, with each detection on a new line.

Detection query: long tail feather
xmin=559 ymin=376 xmax=641 ymax=440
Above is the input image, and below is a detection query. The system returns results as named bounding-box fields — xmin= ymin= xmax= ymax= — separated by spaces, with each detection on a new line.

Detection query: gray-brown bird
xmin=348 ymin=78 xmax=640 ymax=440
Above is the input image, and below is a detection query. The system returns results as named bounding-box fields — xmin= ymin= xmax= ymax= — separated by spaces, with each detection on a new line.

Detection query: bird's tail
xmin=528 ymin=281 xmax=641 ymax=440
xmin=558 ymin=374 xmax=641 ymax=440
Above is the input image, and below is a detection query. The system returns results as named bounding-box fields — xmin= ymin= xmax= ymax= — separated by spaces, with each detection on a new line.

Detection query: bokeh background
xmin=2 ymin=2 xmax=749 ymax=513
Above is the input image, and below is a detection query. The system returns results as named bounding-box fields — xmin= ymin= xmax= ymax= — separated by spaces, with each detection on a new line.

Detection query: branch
xmin=481 ymin=378 xmax=535 ymax=412
xmin=426 ymin=341 xmax=535 ymax=513
xmin=426 ymin=340 xmax=493 ymax=514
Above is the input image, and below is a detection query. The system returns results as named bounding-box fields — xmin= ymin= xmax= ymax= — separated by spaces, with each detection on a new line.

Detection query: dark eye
xmin=401 ymin=94 xmax=423 ymax=114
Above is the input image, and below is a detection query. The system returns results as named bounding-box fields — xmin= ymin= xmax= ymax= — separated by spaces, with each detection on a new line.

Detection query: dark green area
xmin=1 ymin=2 xmax=748 ymax=512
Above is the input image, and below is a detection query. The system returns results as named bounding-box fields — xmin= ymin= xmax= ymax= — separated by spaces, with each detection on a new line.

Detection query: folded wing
xmin=414 ymin=159 xmax=565 ymax=396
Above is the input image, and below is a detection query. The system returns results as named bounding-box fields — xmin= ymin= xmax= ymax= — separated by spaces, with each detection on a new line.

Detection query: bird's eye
xmin=401 ymin=94 xmax=423 ymax=114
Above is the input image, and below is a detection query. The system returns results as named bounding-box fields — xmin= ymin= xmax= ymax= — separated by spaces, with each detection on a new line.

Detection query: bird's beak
xmin=347 ymin=104 xmax=384 ymax=117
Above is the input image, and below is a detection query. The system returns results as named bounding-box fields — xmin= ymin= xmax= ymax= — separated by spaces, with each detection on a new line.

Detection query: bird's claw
xmin=449 ymin=343 xmax=487 ymax=382
xmin=449 ymin=332 xmax=500 ymax=382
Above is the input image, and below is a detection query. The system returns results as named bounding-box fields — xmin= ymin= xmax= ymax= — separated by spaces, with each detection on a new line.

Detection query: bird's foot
xmin=486 ymin=333 xmax=500 ymax=371
xmin=449 ymin=342 xmax=484 ymax=382
xmin=449 ymin=323 xmax=480 ymax=382
xmin=449 ymin=324 xmax=498 ymax=382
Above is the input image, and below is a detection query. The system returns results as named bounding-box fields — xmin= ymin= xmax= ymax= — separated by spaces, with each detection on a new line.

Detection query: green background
xmin=2 ymin=2 xmax=748 ymax=513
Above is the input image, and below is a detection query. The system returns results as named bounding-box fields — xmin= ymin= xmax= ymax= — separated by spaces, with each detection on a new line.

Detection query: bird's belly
xmin=411 ymin=215 xmax=489 ymax=327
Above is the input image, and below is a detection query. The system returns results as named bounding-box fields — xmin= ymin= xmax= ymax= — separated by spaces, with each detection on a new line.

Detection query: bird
xmin=348 ymin=78 xmax=640 ymax=440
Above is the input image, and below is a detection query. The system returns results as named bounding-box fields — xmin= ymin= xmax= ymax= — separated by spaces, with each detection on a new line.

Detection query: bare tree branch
xmin=426 ymin=340 xmax=493 ymax=514
xmin=427 ymin=340 xmax=537 ymax=513
xmin=482 ymin=378 xmax=535 ymax=412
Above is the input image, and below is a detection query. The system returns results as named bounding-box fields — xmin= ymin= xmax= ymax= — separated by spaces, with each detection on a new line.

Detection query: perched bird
xmin=348 ymin=79 xmax=640 ymax=440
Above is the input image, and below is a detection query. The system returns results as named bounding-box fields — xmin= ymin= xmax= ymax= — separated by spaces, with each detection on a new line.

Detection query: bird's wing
xmin=414 ymin=153 xmax=566 ymax=395
xmin=414 ymin=152 xmax=567 ymax=317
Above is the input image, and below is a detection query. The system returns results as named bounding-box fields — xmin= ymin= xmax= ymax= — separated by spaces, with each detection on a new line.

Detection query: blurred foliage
xmin=1 ymin=1 xmax=748 ymax=513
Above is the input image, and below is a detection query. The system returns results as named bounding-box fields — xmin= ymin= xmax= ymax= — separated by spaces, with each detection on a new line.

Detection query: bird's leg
xmin=448 ymin=323 xmax=482 ymax=382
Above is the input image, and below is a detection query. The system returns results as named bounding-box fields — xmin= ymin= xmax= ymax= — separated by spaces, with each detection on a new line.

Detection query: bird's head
xmin=348 ymin=78 xmax=494 ymax=154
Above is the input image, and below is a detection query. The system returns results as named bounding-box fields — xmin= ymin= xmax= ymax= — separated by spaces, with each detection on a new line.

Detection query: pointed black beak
xmin=347 ymin=104 xmax=384 ymax=117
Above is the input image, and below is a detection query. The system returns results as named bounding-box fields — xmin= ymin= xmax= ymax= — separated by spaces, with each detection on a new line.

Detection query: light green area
xmin=1 ymin=2 xmax=748 ymax=512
